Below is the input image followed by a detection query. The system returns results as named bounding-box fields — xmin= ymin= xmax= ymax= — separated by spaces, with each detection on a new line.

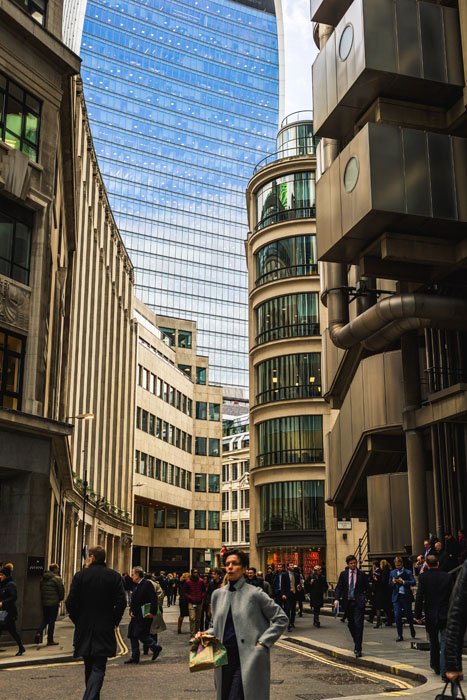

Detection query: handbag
xmin=189 ymin=634 xmax=228 ymax=673
xmin=435 ymin=681 xmax=466 ymax=699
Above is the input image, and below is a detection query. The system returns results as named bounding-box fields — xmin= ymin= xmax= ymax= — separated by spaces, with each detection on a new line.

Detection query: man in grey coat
xmin=198 ymin=548 xmax=288 ymax=700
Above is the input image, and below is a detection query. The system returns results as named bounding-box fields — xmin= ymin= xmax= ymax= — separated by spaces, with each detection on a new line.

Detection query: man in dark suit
xmin=389 ymin=556 xmax=416 ymax=641
xmin=286 ymin=562 xmax=301 ymax=631
xmin=415 ymin=554 xmax=453 ymax=678
xmin=334 ymin=554 xmax=369 ymax=657
xmin=66 ymin=545 xmax=126 ymax=700
xmin=272 ymin=563 xmax=292 ymax=628
xmin=125 ymin=566 xmax=161 ymax=664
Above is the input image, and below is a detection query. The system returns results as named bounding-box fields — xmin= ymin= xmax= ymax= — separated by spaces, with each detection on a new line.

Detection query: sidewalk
xmin=0 ymin=617 xmax=76 ymax=669
xmin=287 ymin=609 xmax=465 ymax=699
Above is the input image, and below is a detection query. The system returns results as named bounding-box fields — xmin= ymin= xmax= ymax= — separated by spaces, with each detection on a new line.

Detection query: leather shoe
xmin=124 ymin=658 xmax=139 ymax=664
xmin=47 ymin=641 xmax=59 ymax=646
xmin=396 ymin=636 xmax=404 ymax=642
xmin=152 ymin=645 xmax=162 ymax=661
xmin=16 ymin=648 xmax=25 ymax=656
xmin=354 ymin=650 xmax=362 ymax=658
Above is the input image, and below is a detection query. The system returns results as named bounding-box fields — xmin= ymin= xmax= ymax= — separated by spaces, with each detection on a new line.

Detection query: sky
xmin=281 ymin=0 xmax=319 ymax=117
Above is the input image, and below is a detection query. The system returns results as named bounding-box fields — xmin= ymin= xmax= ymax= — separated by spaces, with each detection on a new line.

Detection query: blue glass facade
xmin=77 ymin=0 xmax=280 ymax=390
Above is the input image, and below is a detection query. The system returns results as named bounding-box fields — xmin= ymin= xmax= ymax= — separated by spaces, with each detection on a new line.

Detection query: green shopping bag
xmin=189 ymin=633 xmax=228 ymax=672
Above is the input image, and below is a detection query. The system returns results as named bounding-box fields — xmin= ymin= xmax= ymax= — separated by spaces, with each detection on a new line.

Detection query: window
xmin=167 ymin=463 xmax=174 ymax=485
xmin=178 ymin=329 xmax=192 ymax=348
xmin=208 ymin=474 xmax=220 ymax=493
xmin=150 ymin=373 xmax=156 ymax=394
xmin=147 ymin=456 xmax=154 ymax=479
xmin=222 ymin=522 xmax=229 ymax=542
xmin=157 ymin=377 xmax=162 ymax=397
xmin=0 ymin=207 xmax=32 ymax=285
xmin=159 ymin=327 xmax=175 ymax=347
xmin=141 ymin=410 xmax=148 ymax=433
xmin=169 ymin=385 xmax=175 ymax=406
xmin=178 ymin=364 xmax=192 ymax=379
xmin=209 ymin=403 xmax=220 ymax=421
xmin=156 ymin=417 xmax=161 ymax=439
xmin=232 ymin=521 xmax=238 ymax=542
xmin=256 ymin=172 xmax=316 ymax=231
xmin=244 ymin=490 xmax=250 ymax=509
xmin=166 ymin=509 xmax=177 ymax=529
xmin=257 ymin=415 xmax=324 ymax=467
xmin=186 ymin=473 xmax=192 ymax=491
xmin=232 ymin=491 xmax=238 ymax=510
xmin=134 ymin=450 xmax=139 ymax=473
xmin=196 ymin=401 xmax=207 ymax=420
xmin=186 ymin=399 xmax=192 ymax=417
xmin=149 ymin=414 xmax=155 ymax=436
xmin=209 ymin=438 xmax=220 ymax=457
xmin=256 ymin=353 xmax=322 ymax=404
xmin=208 ymin=511 xmax=220 ymax=530
xmin=194 ymin=510 xmax=206 ymax=529
xmin=179 ymin=509 xmax=189 ymax=529
xmin=155 ymin=459 xmax=161 ymax=480
xmin=142 ymin=368 xmax=149 ymax=390
xmin=260 ymin=480 xmax=325 ymax=531
xmin=0 ymin=73 xmax=41 ymax=162
xmin=2 ymin=331 xmax=27 ymax=409
xmin=163 ymin=382 xmax=168 ymax=402
xmin=161 ymin=461 xmax=167 ymax=482
xmin=222 ymin=464 xmax=229 ymax=482
xmin=195 ymin=437 xmax=207 ymax=456
xmin=231 ymin=463 xmax=238 ymax=481
xmin=134 ymin=504 xmax=148 ymax=527
xmin=195 ymin=473 xmax=207 ymax=492
xmin=12 ymin=0 xmax=46 ymax=24
xmin=136 ymin=407 xmax=141 ymax=429
xmin=176 ymin=390 xmax=181 ymax=410
xmin=196 ymin=366 xmax=206 ymax=385
xmin=154 ymin=509 xmax=165 ymax=528
xmin=245 ymin=521 xmax=250 ymax=543
xmin=137 ymin=364 xmax=143 ymax=386
xmin=222 ymin=492 xmax=229 ymax=511
xmin=255 ymin=235 xmax=317 ymax=286
xmin=256 ymin=293 xmax=319 ymax=345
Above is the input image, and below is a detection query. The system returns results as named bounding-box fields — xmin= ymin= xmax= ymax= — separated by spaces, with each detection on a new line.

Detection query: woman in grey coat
xmin=200 ymin=548 xmax=288 ymax=700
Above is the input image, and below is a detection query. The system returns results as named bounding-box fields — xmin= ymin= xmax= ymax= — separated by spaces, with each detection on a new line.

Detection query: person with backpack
xmin=35 ymin=563 xmax=65 ymax=645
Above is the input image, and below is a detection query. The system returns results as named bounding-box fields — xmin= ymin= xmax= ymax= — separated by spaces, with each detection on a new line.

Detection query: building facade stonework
xmin=132 ymin=300 xmax=223 ymax=573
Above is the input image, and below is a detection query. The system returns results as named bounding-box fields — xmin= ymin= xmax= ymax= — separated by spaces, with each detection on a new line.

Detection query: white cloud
xmin=281 ymin=0 xmax=318 ymax=117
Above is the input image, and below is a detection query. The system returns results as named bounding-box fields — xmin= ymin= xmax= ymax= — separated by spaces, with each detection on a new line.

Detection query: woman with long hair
xmin=177 ymin=572 xmax=190 ymax=634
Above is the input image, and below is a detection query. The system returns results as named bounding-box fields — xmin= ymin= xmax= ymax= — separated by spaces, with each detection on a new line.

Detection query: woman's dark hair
xmin=222 ymin=548 xmax=249 ymax=568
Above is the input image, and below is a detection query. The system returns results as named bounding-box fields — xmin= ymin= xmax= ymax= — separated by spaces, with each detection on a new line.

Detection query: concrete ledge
xmin=0 ymin=653 xmax=76 ymax=670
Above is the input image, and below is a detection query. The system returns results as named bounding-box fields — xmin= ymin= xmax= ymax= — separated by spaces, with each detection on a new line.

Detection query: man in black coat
xmin=125 ymin=566 xmax=162 ymax=664
xmin=0 ymin=567 xmax=25 ymax=655
xmin=444 ymin=559 xmax=467 ymax=686
xmin=305 ymin=565 xmax=328 ymax=628
xmin=66 ymin=545 xmax=126 ymax=700
xmin=414 ymin=554 xmax=453 ymax=678
xmin=334 ymin=554 xmax=369 ymax=657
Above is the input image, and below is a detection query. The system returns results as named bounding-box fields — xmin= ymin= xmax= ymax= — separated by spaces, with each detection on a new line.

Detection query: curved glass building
xmin=63 ymin=0 xmax=283 ymax=391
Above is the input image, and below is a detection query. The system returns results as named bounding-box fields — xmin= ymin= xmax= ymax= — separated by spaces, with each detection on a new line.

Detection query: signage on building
xmin=337 ymin=520 xmax=352 ymax=530
xmin=27 ymin=556 xmax=45 ymax=576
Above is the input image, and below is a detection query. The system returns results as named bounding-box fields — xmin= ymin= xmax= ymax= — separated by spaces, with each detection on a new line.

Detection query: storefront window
xmin=256 ymin=293 xmax=319 ymax=345
xmin=257 ymin=415 xmax=323 ymax=467
xmin=256 ymin=353 xmax=321 ymax=405
xmin=260 ymin=481 xmax=325 ymax=532
xmin=265 ymin=548 xmax=323 ymax=578
xmin=256 ymin=172 xmax=315 ymax=231
xmin=255 ymin=235 xmax=317 ymax=287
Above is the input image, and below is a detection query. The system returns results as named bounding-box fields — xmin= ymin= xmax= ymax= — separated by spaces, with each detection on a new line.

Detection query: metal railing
xmin=256 ymin=321 xmax=320 ymax=345
xmin=354 ymin=530 xmax=369 ymax=569
xmin=254 ymin=139 xmax=316 ymax=174
xmin=255 ymin=206 xmax=316 ymax=231
xmin=255 ymin=263 xmax=318 ymax=287
xmin=281 ymin=110 xmax=314 ymax=128
xmin=257 ymin=447 xmax=324 ymax=468
xmin=256 ymin=384 xmax=322 ymax=405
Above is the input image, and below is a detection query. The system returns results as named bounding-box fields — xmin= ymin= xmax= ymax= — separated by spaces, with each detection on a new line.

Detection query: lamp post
xmin=66 ymin=412 xmax=94 ymax=568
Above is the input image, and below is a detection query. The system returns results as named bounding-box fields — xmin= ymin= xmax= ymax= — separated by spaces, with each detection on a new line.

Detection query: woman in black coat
xmin=0 ymin=567 xmax=25 ymax=655
xmin=304 ymin=565 xmax=328 ymax=627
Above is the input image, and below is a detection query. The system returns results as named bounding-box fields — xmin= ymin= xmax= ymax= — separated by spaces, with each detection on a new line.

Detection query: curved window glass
xmin=256 ymin=353 xmax=321 ymax=405
xmin=256 ymin=293 xmax=319 ymax=345
xmin=257 ymin=415 xmax=323 ymax=467
xmin=256 ymin=172 xmax=316 ymax=231
xmin=260 ymin=481 xmax=324 ymax=532
xmin=255 ymin=235 xmax=317 ymax=286
xmin=277 ymin=121 xmax=316 ymax=158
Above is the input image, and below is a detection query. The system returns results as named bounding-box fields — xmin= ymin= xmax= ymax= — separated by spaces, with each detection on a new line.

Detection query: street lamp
xmin=66 ymin=412 xmax=94 ymax=567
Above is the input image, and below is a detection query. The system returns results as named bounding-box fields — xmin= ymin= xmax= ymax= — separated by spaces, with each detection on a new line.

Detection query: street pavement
xmin=0 ymin=603 xmax=465 ymax=699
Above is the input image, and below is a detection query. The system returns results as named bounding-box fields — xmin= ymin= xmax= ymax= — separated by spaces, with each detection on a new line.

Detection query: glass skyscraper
xmin=63 ymin=0 xmax=282 ymax=391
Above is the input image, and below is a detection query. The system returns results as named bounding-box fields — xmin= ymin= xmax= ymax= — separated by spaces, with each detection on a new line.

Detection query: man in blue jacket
xmin=389 ymin=556 xmax=416 ymax=642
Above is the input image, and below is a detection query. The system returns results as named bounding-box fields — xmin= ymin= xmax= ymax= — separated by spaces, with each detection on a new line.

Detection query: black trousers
xmin=5 ymin=618 xmax=23 ymax=650
xmin=222 ymin=645 xmax=244 ymax=700
xmin=288 ymin=593 xmax=297 ymax=625
xmin=346 ymin=600 xmax=365 ymax=652
xmin=83 ymin=655 xmax=107 ymax=700
xmin=38 ymin=604 xmax=59 ymax=642
xmin=312 ymin=604 xmax=321 ymax=624
xmin=130 ymin=622 xmax=159 ymax=660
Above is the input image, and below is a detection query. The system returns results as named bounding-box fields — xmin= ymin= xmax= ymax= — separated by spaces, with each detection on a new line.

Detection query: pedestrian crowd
xmin=1 ymin=533 xmax=466 ymax=700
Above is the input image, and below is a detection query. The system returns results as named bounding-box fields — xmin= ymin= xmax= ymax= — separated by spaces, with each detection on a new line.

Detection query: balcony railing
xmin=255 ymin=205 xmax=316 ymax=232
xmin=256 ymin=384 xmax=322 ymax=405
xmin=254 ymin=139 xmax=316 ymax=174
xmin=257 ymin=448 xmax=324 ymax=468
xmin=256 ymin=322 xmax=320 ymax=345
xmin=281 ymin=111 xmax=314 ymax=128
xmin=255 ymin=263 xmax=318 ymax=287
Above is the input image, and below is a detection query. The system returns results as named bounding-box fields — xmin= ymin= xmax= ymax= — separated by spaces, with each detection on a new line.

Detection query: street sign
xmin=337 ymin=520 xmax=352 ymax=530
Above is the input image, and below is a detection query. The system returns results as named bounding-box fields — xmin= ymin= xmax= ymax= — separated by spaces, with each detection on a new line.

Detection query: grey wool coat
xmin=208 ymin=576 xmax=288 ymax=700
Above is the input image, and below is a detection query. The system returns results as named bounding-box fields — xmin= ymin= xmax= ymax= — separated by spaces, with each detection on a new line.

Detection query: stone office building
xmin=132 ymin=300 xmax=223 ymax=574
xmin=0 ymin=0 xmax=134 ymax=638
xmin=311 ymin=0 xmax=467 ymax=558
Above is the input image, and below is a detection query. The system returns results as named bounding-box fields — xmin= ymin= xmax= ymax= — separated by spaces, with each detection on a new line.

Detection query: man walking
xmin=333 ymin=555 xmax=368 ymax=657
xmin=414 ymin=554 xmax=453 ymax=678
xmin=66 ymin=545 xmax=126 ymax=699
xmin=444 ymin=558 xmax=467 ymax=686
xmin=183 ymin=568 xmax=206 ymax=637
xmin=200 ymin=548 xmax=288 ymax=700
xmin=125 ymin=566 xmax=162 ymax=664
xmin=389 ymin=556 xmax=416 ymax=642
xmin=35 ymin=563 xmax=64 ymax=645
xmin=305 ymin=565 xmax=328 ymax=628
xmin=286 ymin=562 xmax=300 ymax=631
